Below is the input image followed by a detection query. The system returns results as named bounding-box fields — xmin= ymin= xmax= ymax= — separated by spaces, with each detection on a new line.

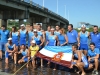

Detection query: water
xmin=0 ymin=58 xmax=100 ymax=75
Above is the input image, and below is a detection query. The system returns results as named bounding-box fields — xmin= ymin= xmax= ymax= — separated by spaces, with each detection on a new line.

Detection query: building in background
xmin=77 ymin=22 xmax=96 ymax=30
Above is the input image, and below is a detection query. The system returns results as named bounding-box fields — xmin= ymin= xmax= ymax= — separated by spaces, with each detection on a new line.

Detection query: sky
xmin=32 ymin=0 xmax=100 ymax=28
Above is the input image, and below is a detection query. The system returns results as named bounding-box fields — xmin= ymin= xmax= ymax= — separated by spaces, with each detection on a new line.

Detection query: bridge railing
xmin=12 ymin=0 xmax=68 ymax=22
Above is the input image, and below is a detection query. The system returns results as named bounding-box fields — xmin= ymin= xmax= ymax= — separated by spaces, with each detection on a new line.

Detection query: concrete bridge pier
xmin=42 ymin=23 xmax=47 ymax=30
xmin=0 ymin=19 xmax=8 ymax=28
xmin=19 ymin=19 xmax=24 ymax=27
xmin=27 ymin=18 xmax=33 ymax=25
xmin=42 ymin=17 xmax=50 ymax=30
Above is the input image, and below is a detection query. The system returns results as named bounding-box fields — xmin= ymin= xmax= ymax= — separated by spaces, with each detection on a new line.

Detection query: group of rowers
xmin=0 ymin=23 xmax=100 ymax=75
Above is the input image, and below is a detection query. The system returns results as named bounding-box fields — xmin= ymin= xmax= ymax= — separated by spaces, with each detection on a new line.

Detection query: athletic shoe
xmin=92 ymin=70 xmax=98 ymax=75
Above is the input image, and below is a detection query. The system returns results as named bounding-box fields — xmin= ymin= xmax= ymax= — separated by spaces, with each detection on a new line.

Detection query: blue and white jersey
xmin=58 ymin=34 xmax=66 ymax=45
xmin=67 ymin=30 xmax=78 ymax=43
xmin=80 ymin=31 xmax=88 ymax=44
xmin=45 ymin=31 xmax=51 ymax=37
xmin=90 ymin=32 xmax=100 ymax=48
xmin=19 ymin=29 xmax=27 ymax=45
xmin=33 ymin=35 xmax=41 ymax=45
xmin=54 ymin=31 xmax=60 ymax=35
xmin=6 ymin=43 xmax=15 ymax=51
xmin=0 ymin=29 xmax=9 ymax=43
xmin=73 ymin=51 xmax=89 ymax=68
xmin=45 ymin=31 xmax=51 ymax=41
xmin=88 ymin=48 xmax=100 ymax=57
xmin=28 ymin=31 xmax=34 ymax=47
xmin=47 ymin=35 xmax=56 ymax=46
xmin=5 ymin=43 xmax=15 ymax=58
xmin=21 ymin=49 xmax=28 ymax=56
xmin=12 ymin=32 xmax=19 ymax=46
xmin=38 ymin=31 xmax=43 ymax=36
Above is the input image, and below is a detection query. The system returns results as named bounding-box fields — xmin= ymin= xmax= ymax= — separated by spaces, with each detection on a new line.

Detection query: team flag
xmin=36 ymin=46 xmax=72 ymax=68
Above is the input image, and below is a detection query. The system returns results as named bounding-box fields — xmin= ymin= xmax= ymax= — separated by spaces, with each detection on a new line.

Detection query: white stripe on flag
xmin=40 ymin=48 xmax=72 ymax=61
xmin=62 ymin=53 xmax=72 ymax=61
xmin=40 ymin=48 xmax=56 ymax=57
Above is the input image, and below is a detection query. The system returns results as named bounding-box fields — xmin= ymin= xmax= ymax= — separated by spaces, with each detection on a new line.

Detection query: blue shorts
xmin=0 ymin=42 xmax=6 ymax=51
xmin=5 ymin=52 xmax=11 ymax=58
xmin=13 ymin=43 xmax=18 ymax=46
xmin=19 ymin=39 xmax=26 ymax=46
xmin=12 ymin=40 xmax=19 ymax=46
xmin=79 ymin=44 xmax=88 ymax=50
xmin=24 ymin=57 xmax=28 ymax=62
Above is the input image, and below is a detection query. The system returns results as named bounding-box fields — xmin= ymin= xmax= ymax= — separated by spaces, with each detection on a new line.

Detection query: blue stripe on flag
xmin=44 ymin=46 xmax=72 ymax=53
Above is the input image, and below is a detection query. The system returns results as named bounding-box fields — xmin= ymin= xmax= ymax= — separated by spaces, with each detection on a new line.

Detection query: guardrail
xmin=8 ymin=0 xmax=68 ymax=22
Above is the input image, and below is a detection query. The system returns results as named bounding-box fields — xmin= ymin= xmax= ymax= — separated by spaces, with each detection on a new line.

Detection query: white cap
xmin=8 ymin=38 xmax=12 ymax=41
xmin=31 ymin=40 xmax=36 ymax=43
xmin=33 ymin=29 xmax=37 ymax=32
xmin=81 ymin=24 xmax=86 ymax=28
xmin=20 ymin=24 xmax=25 ymax=27
xmin=51 ymin=28 xmax=55 ymax=30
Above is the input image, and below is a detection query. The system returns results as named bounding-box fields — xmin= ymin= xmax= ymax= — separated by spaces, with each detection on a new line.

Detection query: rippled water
xmin=0 ymin=57 xmax=99 ymax=75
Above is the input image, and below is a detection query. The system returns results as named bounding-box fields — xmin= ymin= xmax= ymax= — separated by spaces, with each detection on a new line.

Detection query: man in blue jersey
xmin=45 ymin=26 xmax=51 ymax=43
xmin=88 ymin=42 xmax=99 ymax=75
xmin=19 ymin=24 xmax=28 ymax=47
xmin=17 ymin=44 xmax=29 ymax=67
xmin=46 ymin=28 xmax=59 ymax=46
xmin=45 ymin=26 xmax=51 ymax=38
xmin=78 ymin=25 xmax=90 ymax=55
xmin=28 ymin=25 xmax=34 ymax=48
xmin=67 ymin=24 xmax=78 ymax=45
xmin=71 ymin=44 xmax=90 ymax=75
xmin=5 ymin=38 xmax=17 ymax=64
xmin=90 ymin=26 xmax=100 ymax=49
xmin=32 ymin=29 xmax=44 ymax=49
xmin=0 ymin=25 xmax=9 ymax=60
xmin=54 ymin=25 xmax=60 ymax=35
xmin=37 ymin=24 xmax=43 ymax=36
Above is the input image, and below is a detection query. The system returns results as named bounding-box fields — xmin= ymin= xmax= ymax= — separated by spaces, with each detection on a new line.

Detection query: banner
xmin=36 ymin=46 xmax=72 ymax=68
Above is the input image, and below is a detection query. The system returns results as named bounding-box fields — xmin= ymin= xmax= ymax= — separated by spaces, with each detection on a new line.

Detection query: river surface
xmin=0 ymin=58 xmax=99 ymax=75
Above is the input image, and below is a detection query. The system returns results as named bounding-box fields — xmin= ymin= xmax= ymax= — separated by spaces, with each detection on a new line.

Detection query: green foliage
xmin=87 ymin=27 xmax=93 ymax=32
xmin=75 ymin=27 xmax=100 ymax=32
xmin=75 ymin=28 xmax=81 ymax=32
xmin=7 ymin=27 xmax=12 ymax=31
xmin=8 ymin=20 xmax=19 ymax=27
xmin=7 ymin=20 xmax=30 ymax=31
xmin=64 ymin=27 xmax=100 ymax=33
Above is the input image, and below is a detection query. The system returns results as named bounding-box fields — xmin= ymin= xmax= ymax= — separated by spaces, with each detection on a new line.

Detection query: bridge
xmin=0 ymin=0 xmax=69 ymax=29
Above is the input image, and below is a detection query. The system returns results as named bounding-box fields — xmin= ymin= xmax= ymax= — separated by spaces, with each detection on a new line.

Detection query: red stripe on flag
xmin=36 ymin=52 xmax=71 ymax=68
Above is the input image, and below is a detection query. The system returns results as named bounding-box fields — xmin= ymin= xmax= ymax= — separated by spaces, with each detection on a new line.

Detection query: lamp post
xmin=43 ymin=0 xmax=44 ymax=7
xmin=68 ymin=10 xmax=69 ymax=20
xmin=57 ymin=0 xmax=58 ymax=14
xmin=64 ymin=5 xmax=66 ymax=19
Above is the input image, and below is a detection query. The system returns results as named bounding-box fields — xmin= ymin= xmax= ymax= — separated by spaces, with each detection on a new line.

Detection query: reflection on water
xmin=0 ymin=59 xmax=99 ymax=75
